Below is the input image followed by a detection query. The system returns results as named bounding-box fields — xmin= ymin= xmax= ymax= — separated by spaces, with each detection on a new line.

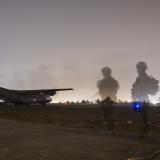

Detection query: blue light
xmin=132 ymin=102 xmax=143 ymax=110
xmin=136 ymin=104 xmax=140 ymax=109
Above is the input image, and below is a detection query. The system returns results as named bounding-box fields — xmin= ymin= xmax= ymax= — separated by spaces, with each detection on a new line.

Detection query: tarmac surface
xmin=0 ymin=119 xmax=160 ymax=160
xmin=0 ymin=104 xmax=160 ymax=160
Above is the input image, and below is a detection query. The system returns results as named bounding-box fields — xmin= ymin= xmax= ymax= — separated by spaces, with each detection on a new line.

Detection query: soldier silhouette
xmin=131 ymin=61 xmax=159 ymax=102
xmin=97 ymin=67 xmax=119 ymax=133
xmin=97 ymin=67 xmax=119 ymax=102
xmin=131 ymin=62 xmax=159 ymax=135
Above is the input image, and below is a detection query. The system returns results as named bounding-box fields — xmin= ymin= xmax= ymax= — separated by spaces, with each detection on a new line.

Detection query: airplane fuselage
xmin=0 ymin=87 xmax=73 ymax=106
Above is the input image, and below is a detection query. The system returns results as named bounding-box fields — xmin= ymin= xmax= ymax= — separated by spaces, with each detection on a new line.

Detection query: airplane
xmin=0 ymin=87 xmax=73 ymax=106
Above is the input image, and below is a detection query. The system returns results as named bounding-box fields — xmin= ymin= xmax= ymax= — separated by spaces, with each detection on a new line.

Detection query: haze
xmin=0 ymin=0 xmax=160 ymax=102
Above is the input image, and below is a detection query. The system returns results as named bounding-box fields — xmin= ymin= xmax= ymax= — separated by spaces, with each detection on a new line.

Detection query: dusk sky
xmin=0 ymin=0 xmax=160 ymax=102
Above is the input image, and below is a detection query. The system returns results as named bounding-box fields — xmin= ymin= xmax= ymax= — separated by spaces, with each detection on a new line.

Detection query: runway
xmin=0 ymin=104 xmax=160 ymax=159
xmin=0 ymin=118 xmax=160 ymax=160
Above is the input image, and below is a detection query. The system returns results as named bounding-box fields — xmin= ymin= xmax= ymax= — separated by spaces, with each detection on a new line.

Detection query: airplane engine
xmin=33 ymin=95 xmax=52 ymax=105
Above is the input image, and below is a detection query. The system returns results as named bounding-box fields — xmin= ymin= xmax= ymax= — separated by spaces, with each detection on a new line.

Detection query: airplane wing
xmin=13 ymin=88 xmax=74 ymax=96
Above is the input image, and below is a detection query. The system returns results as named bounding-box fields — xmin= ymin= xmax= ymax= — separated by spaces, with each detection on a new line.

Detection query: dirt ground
xmin=0 ymin=104 xmax=160 ymax=160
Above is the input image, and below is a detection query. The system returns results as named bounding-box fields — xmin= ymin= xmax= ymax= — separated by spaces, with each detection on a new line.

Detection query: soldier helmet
xmin=136 ymin=61 xmax=148 ymax=70
xmin=101 ymin=66 xmax=112 ymax=75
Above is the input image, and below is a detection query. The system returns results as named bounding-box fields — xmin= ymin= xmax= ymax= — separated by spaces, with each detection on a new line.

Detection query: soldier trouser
xmin=101 ymin=104 xmax=114 ymax=131
xmin=135 ymin=104 xmax=149 ymax=134
xmin=140 ymin=109 xmax=149 ymax=134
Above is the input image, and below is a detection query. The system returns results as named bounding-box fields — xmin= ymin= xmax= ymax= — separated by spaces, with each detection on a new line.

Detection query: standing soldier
xmin=131 ymin=62 xmax=159 ymax=135
xmin=97 ymin=67 xmax=119 ymax=102
xmin=97 ymin=67 xmax=119 ymax=132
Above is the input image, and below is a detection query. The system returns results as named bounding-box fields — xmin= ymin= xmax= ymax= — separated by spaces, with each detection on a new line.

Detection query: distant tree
xmin=101 ymin=97 xmax=114 ymax=104
xmin=76 ymin=101 xmax=80 ymax=104
xmin=86 ymin=100 xmax=90 ymax=104
xmin=66 ymin=101 xmax=70 ymax=104
xmin=81 ymin=100 xmax=86 ymax=104
xmin=118 ymin=99 xmax=123 ymax=103
xmin=95 ymin=99 xmax=101 ymax=104
xmin=124 ymin=101 xmax=129 ymax=104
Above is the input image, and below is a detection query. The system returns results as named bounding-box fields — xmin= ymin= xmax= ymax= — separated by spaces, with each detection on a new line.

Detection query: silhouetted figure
xmin=101 ymin=97 xmax=115 ymax=132
xmin=140 ymin=101 xmax=149 ymax=135
xmin=131 ymin=62 xmax=159 ymax=102
xmin=132 ymin=101 xmax=149 ymax=136
xmin=97 ymin=67 xmax=119 ymax=133
xmin=131 ymin=62 xmax=159 ymax=135
xmin=97 ymin=67 xmax=119 ymax=102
